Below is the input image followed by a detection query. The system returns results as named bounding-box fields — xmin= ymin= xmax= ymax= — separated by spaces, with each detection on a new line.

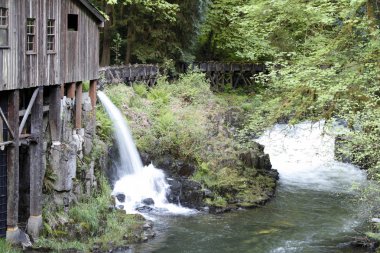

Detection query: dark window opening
xmin=0 ymin=8 xmax=8 ymax=47
xmin=68 ymin=14 xmax=78 ymax=31
xmin=26 ymin=18 xmax=36 ymax=52
xmin=47 ymin=19 xmax=55 ymax=52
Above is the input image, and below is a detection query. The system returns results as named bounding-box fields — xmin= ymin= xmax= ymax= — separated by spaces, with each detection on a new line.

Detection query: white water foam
xmin=97 ymin=91 xmax=193 ymax=215
xmin=256 ymin=121 xmax=367 ymax=192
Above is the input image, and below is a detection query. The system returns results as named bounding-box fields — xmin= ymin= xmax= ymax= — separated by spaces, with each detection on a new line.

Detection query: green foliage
xmin=92 ymin=0 xmax=207 ymax=64
xmin=96 ymin=107 xmax=113 ymax=142
xmin=37 ymin=176 xmax=144 ymax=252
xmin=111 ymin=32 xmax=123 ymax=65
xmin=0 ymin=240 xmax=21 ymax=253
xmin=133 ymin=83 xmax=148 ymax=98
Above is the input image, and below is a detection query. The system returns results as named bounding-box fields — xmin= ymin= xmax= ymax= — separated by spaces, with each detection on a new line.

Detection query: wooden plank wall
xmin=0 ymin=0 xmax=101 ymax=92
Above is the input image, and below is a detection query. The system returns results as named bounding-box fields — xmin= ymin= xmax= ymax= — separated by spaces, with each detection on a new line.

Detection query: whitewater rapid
xmin=256 ymin=121 xmax=367 ymax=192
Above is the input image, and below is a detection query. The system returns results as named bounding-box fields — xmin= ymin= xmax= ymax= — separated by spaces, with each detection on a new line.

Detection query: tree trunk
xmin=125 ymin=23 xmax=134 ymax=64
xmin=100 ymin=4 xmax=112 ymax=67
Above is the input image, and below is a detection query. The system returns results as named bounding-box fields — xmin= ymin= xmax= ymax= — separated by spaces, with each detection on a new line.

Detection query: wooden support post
xmin=49 ymin=86 xmax=62 ymax=142
xmin=27 ymin=87 xmax=43 ymax=238
xmin=7 ymin=90 xmax=19 ymax=230
xmin=67 ymin=82 xmax=76 ymax=99
xmin=75 ymin=82 xmax=83 ymax=129
xmin=0 ymin=115 xmax=3 ymax=143
xmin=60 ymin=84 xmax=65 ymax=98
xmin=89 ymin=80 xmax=97 ymax=112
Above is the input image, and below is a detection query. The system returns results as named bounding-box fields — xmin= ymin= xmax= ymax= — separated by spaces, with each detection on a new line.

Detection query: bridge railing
xmin=99 ymin=62 xmax=266 ymax=91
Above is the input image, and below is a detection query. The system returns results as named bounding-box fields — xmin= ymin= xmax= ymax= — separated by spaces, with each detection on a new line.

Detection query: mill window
xmin=0 ymin=8 xmax=8 ymax=47
xmin=68 ymin=14 xmax=78 ymax=31
xmin=47 ymin=19 xmax=55 ymax=52
xmin=26 ymin=18 xmax=36 ymax=52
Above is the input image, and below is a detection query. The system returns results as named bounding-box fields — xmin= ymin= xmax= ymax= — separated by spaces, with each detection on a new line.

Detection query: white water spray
xmin=257 ymin=121 xmax=367 ymax=192
xmin=97 ymin=91 xmax=192 ymax=215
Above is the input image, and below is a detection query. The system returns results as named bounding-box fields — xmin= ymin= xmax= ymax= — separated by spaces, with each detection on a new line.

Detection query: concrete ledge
xmin=6 ymin=226 xmax=21 ymax=244
xmin=27 ymin=215 xmax=43 ymax=239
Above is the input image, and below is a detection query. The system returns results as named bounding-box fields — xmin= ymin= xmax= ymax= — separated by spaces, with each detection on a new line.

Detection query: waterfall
xmin=97 ymin=91 xmax=192 ymax=215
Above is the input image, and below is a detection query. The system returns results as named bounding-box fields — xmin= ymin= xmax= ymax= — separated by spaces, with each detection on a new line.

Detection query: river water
xmin=128 ymin=121 xmax=371 ymax=253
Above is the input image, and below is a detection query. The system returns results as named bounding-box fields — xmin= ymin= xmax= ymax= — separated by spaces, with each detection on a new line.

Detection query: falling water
xmin=97 ymin=91 xmax=192 ymax=214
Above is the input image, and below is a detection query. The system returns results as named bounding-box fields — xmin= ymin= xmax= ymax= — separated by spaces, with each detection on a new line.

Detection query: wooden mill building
xmin=0 ymin=0 xmax=104 ymax=241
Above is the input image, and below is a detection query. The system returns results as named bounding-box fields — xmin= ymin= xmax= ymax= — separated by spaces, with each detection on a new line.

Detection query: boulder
xmin=115 ymin=193 xmax=126 ymax=203
xmin=142 ymin=198 xmax=155 ymax=206
xmin=166 ymin=178 xmax=204 ymax=209
xmin=136 ymin=206 xmax=153 ymax=213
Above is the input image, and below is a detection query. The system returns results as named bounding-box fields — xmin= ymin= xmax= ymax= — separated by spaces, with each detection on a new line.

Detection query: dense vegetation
xmin=93 ymin=0 xmax=380 ymax=179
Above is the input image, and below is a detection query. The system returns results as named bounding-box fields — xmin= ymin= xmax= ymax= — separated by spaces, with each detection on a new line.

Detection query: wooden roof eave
xmin=77 ymin=0 xmax=106 ymax=25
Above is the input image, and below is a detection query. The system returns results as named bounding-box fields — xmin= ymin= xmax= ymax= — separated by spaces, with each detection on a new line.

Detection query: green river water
xmin=128 ymin=122 xmax=373 ymax=253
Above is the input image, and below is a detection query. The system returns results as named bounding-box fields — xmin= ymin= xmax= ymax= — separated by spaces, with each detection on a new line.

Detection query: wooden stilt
xmin=27 ymin=87 xmax=43 ymax=237
xmin=7 ymin=90 xmax=19 ymax=229
xmin=60 ymin=84 xmax=65 ymax=98
xmin=49 ymin=86 xmax=62 ymax=142
xmin=67 ymin=83 xmax=76 ymax=99
xmin=89 ymin=80 xmax=97 ymax=112
xmin=75 ymin=82 xmax=83 ymax=129
xmin=0 ymin=114 xmax=3 ymax=143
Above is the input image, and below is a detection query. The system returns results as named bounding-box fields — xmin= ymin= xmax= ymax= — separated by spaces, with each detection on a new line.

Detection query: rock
xmin=371 ymin=218 xmax=380 ymax=223
xmin=146 ymin=154 xmax=197 ymax=177
xmin=143 ymin=230 xmax=156 ymax=239
xmin=203 ymin=188 xmax=213 ymax=198
xmin=136 ymin=206 xmax=153 ymax=213
xmin=166 ymin=178 xmax=204 ymax=209
xmin=142 ymin=198 xmax=155 ymax=206
xmin=117 ymin=205 xmax=124 ymax=210
xmin=116 ymin=193 xmax=126 ymax=203
xmin=143 ymin=221 xmax=153 ymax=230
xmin=259 ymin=154 xmax=272 ymax=170
xmin=181 ymin=180 xmax=204 ymax=208
xmin=209 ymin=206 xmax=232 ymax=214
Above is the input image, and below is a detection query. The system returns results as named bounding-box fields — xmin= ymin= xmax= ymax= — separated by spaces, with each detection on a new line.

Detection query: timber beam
xmin=27 ymin=87 xmax=43 ymax=239
xmin=89 ymin=80 xmax=97 ymax=112
xmin=0 ymin=107 xmax=14 ymax=139
xmin=75 ymin=82 xmax=83 ymax=129
xmin=18 ymin=88 xmax=39 ymax=137
xmin=6 ymin=90 xmax=20 ymax=238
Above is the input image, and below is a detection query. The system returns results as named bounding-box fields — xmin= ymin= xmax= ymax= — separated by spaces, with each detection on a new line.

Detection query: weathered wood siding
xmin=0 ymin=0 xmax=101 ymax=92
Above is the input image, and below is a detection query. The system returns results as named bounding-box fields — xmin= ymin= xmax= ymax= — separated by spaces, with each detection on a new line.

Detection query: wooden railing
xmin=99 ymin=62 xmax=265 ymax=90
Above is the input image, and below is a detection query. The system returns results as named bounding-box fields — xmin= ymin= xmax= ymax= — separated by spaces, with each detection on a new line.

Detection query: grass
xmin=36 ymin=176 xmax=145 ymax=252
xmin=0 ymin=239 xmax=22 ymax=253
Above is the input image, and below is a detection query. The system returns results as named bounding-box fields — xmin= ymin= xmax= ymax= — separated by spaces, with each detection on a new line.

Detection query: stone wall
xmin=43 ymin=92 xmax=108 ymax=209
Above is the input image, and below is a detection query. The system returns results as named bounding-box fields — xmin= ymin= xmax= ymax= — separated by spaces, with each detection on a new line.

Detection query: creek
xmin=132 ymin=122 xmax=371 ymax=253
xmin=98 ymin=92 xmax=372 ymax=253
